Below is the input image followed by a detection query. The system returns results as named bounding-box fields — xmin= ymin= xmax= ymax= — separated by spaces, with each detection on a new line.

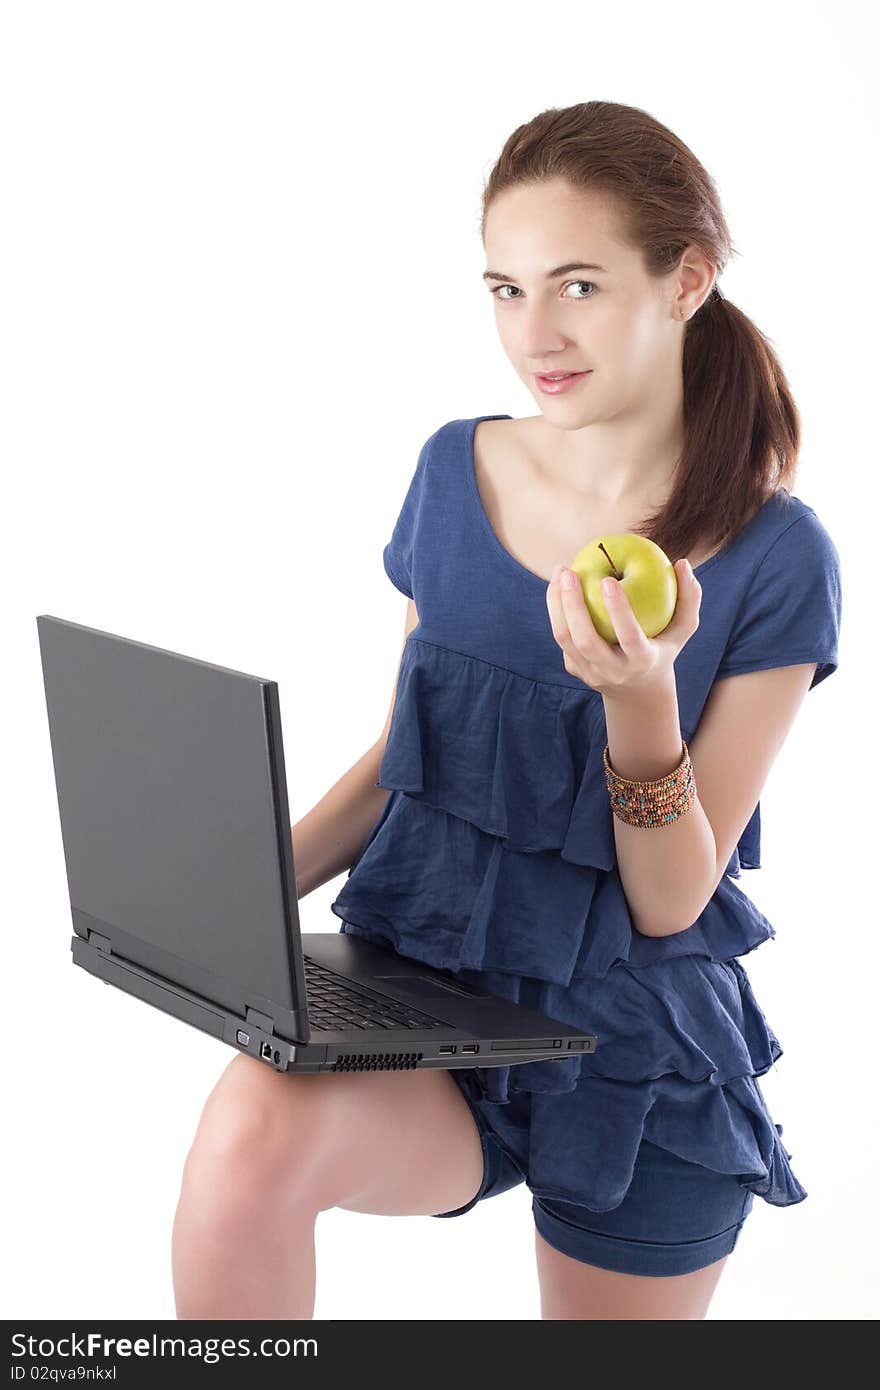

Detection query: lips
xmin=534 ymin=370 xmax=592 ymax=394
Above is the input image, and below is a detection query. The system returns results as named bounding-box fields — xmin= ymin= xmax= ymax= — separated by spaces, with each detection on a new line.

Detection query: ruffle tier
xmin=378 ymin=636 xmax=616 ymax=868
xmin=337 ymin=920 xmax=806 ymax=1212
xmin=470 ymin=956 xmax=806 ymax=1211
xmin=379 ymin=636 xmax=754 ymax=879
xmin=330 ymin=791 xmax=775 ymax=984
xmin=378 ymin=636 xmax=756 ymax=872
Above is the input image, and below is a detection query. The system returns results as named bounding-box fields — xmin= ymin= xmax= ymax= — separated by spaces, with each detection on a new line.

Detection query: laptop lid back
xmin=36 ymin=615 xmax=310 ymax=1041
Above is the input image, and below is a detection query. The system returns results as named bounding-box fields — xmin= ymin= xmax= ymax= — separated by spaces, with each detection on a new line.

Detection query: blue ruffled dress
xmin=330 ymin=415 xmax=843 ymax=1215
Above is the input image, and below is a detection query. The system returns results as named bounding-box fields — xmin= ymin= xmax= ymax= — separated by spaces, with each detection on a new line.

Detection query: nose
xmin=517 ymin=309 xmax=573 ymax=365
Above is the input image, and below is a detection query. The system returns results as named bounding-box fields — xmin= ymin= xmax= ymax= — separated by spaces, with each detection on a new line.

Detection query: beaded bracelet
xmin=603 ymin=739 xmax=696 ymax=828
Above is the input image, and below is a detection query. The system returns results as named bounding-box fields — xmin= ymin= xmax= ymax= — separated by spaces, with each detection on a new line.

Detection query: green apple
xmin=569 ymin=532 xmax=678 ymax=645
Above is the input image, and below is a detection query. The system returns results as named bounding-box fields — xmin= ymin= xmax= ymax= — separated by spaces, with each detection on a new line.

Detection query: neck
xmin=528 ymin=411 xmax=684 ymax=509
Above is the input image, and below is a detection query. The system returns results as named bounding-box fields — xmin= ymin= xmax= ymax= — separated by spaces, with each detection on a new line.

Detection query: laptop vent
xmin=333 ymin=1051 xmax=424 ymax=1072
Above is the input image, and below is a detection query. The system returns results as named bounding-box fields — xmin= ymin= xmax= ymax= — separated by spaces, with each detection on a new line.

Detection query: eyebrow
xmin=482 ymin=260 xmax=609 ymax=283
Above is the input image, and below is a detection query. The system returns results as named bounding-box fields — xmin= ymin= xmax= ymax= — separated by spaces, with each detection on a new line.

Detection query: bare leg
xmin=171 ymin=1053 xmax=486 ymax=1319
xmin=534 ymin=1228 xmax=732 ymax=1319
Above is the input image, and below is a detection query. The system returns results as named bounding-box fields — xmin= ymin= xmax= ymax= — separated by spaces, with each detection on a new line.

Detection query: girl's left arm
xmin=604 ymin=663 xmax=818 ymax=937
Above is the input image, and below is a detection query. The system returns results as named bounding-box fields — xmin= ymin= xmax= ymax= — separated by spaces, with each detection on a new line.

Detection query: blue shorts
xmin=433 ymin=1069 xmax=754 ymax=1278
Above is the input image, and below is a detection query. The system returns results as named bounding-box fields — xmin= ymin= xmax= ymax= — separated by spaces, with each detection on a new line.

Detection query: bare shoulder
xmin=473 ymin=414 xmax=540 ymax=478
xmin=475 ymin=414 xmax=538 ymax=447
xmin=473 ymin=416 xmax=525 ymax=510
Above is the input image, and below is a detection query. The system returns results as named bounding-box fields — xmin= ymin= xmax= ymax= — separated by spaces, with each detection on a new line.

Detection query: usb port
xmin=461 ymin=1044 xmax=479 ymax=1054
xmin=439 ymin=1045 xmax=456 ymax=1054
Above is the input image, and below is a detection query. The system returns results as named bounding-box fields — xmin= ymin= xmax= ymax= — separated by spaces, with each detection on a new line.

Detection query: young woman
xmin=171 ymin=101 xmax=842 ymax=1320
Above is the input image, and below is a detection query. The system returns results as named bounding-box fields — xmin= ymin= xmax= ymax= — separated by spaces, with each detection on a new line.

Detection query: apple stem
xmin=597 ymin=541 xmax=622 ymax=579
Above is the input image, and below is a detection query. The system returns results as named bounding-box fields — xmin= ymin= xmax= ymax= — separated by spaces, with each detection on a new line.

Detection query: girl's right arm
xmin=291 ymin=597 xmax=420 ymax=899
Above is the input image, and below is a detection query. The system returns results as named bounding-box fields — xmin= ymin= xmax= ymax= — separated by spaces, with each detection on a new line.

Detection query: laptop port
xmin=439 ymin=1045 xmax=456 ymax=1054
xmin=260 ymin=1042 xmax=272 ymax=1060
xmin=461 ymin=1044 xmax=479 ymax=1054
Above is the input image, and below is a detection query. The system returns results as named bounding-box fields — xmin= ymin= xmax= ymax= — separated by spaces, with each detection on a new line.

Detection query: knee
xmin=177 ymin=1059 xmax=323 ymax=1227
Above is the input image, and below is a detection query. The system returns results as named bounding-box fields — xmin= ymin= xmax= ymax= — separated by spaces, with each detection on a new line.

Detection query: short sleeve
xmin=716 ymin=509 xmax=842 ymax=690
xmin=381 ymin=430 xmax=435 ymax=599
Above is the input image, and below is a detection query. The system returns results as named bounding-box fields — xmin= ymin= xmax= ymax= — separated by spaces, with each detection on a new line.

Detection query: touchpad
xmin=374 ymin=974 xmax=481 ymax=1000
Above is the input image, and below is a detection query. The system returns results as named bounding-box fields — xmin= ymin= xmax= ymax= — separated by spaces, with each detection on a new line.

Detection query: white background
xmin=2 ymin=0 xmax=876 ymax=1322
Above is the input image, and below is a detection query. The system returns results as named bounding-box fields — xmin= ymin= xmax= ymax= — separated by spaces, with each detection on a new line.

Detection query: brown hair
xmin=480 ymin=101 xmax=798 ymax=565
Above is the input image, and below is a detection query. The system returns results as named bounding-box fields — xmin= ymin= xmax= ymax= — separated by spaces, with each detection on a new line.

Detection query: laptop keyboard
xmin=302 ymin=954 xmax=447 ymax=1032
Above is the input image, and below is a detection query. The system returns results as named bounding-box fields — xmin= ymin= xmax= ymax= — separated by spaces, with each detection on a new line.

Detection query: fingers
xmin=546 ymin=564 xmax=599 ymax=650
xmin=547 ymin=564 xmax=630 ymax=663
xmin=545 ymin=563 xmax=576 ymax=648
xmin=669 ymin=558 xmax=702 ymax=633
xmin=594 ymin=573 xmax=649 ymax=655
xmin=551 ymin=564 xmax=647 ymax=659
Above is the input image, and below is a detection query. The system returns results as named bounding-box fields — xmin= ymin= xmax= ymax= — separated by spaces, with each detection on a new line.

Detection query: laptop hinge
xmin=245 ymin=1006 xmax=275 ymax=1036
xmin=86 ymin=929 xmax=112 ymax=956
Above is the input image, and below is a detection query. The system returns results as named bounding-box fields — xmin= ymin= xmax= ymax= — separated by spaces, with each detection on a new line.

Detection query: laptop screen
xmin=37 ymin=616 xmax=302 ymax=1012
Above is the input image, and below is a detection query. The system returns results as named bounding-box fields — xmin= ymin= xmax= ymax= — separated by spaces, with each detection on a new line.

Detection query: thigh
xmin=184 ymin=1052 xmax=488 ymax=1219
xmin=534 ymin=1231 xmax=732 ymax=1320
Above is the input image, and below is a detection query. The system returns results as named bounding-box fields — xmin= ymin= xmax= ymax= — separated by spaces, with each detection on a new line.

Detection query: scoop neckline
xmin=465 ymin=414 xmax=731 ymax=586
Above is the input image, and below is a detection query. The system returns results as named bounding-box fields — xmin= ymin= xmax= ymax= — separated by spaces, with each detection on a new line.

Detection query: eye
xmin=489 ymin=280 xmax=597 ymax=302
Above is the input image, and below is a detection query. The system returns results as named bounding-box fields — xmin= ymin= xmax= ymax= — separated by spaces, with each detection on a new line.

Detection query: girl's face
xmin=482 ymin=179 xmax=694 ymax=430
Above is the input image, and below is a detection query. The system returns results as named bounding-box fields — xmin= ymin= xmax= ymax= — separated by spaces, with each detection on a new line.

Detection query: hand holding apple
xmin=545 ymin=532 xmax=702 ymax=699
xmin=569 ymin=533 xmax=678 ymax=644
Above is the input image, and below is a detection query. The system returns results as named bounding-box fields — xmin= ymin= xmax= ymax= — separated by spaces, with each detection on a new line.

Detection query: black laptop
xmin=36 ymin=616 xmax=597 ymax=1074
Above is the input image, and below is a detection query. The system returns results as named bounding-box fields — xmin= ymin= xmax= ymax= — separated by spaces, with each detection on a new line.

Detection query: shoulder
xmin=416 ymin=416 xmax=500 ymax=468
xmin=428 ymin=414 xmax=526 ymax=485
xmin=471 ymin=414 xmax=538 ymax=483
xmin=438 ymin=414 xmax=523 ymax=445
xmin=472 ymin=413 xmax=533 ymax=450
xmin=716 ymin=489 xmax=842 ymax=690
xmin=756 ymin=492 xmax=840 ymax=573
xmin=398 ymin=419 xmax=463 ymax=491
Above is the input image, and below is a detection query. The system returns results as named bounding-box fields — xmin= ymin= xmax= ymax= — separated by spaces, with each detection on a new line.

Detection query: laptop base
xmin=71 ymin=928 xmax=597 ymax=1073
